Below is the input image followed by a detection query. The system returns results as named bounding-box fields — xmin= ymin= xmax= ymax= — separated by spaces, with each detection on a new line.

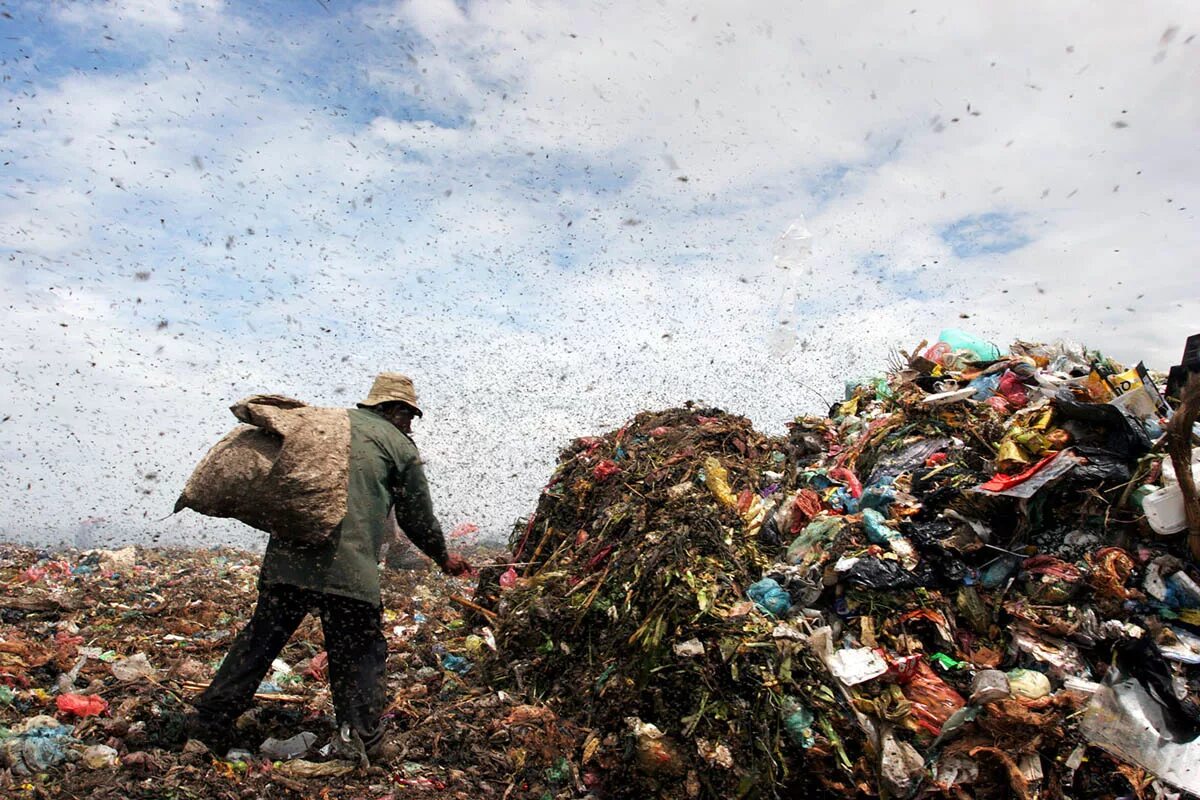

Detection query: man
xmin=187 ymin=372 xmax=471 ymax=760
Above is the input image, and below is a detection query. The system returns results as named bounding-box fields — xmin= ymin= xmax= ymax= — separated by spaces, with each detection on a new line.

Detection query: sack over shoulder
xmin=174 ymin=395 xmax=351 ymax=544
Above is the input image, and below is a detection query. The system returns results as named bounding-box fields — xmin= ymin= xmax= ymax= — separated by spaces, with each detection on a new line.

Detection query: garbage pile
xmin=484 ymin=330 xmax=1200 ymax=799
xmin=482 ymin=406 xmax=803 ymax=797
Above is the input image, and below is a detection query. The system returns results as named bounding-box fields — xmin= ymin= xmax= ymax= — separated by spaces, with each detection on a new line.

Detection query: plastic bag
xmin=2 ymin=716 xmax=77 ymax=775
xmin=902 ymin=661 xmax=965 ymax=734
xmin=704 ymin=457 xmax=738 ymax=509
xmin=843 ymin=557 xmax=932 ymax=590
xmin=592 ymin=460 xmax=620 ymax=482
xmin=261 ymin=731 xmax=317 ymax=761
xmin=782 ymin=698 xmax=815 ymax=747
xmin=499 ymin=566 xmax=519 ymax=590
xmin=880 ymin=729 xmax=926 ymax=796
xmin=768 ymin=218 xmax=813 ymax=357
xmin=938 ymin=328 xmax=1001 ymax=362
xmin=1082 ymin=671 xmax=1200 ymax=796
xmin=785 ymin=516 xmax=843 ymax=567
xmin=996 ymin=371 xmax=1029 ymax=408
xmin=970 ymin=373 xmax=1001 ymax=400
xmin=1007 ymin=668 xmax=1051 ymax=700
xmin=747 ymin=578 xmax=791 ymax=617
xmin=862 ymin=509 xmax=917 ymax=568
xmin=1053 ymin=389 xmax=1152 ymax=461
xmin=56 ymin=693 xmax=108 ymax=717
xmin=81 ymin=744 xmax=119 ymax=769
xmin=627 ymin=717 xmax=685 ymax=777
xmin=440 ymin=653 xmax=472 ymax=674
xmin=110 ymin=652 xmax=157 ymax=682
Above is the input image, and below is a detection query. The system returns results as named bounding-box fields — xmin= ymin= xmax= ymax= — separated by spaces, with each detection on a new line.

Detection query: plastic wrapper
xmin=901 ymin=661 xmax=966 ymax=734
xmin=973 ymin=450 xmax=1079 ymax=498
xmin=627 ymin=718 xmax=685 ymax=777
xmin=1082 ymin=673 xmax=1200 ymax=796
xmin=970 ymin=670 xmax=1011 ymax=704
xmin=1 ymin=716 xmax=78 ymax=775
xmin=747 ymin=578 xmax=791 ymax=617
xmin=1006 ymin=668 xmax=1051 ymax=700
xmin=827 ymin=647 xmax=889 ymax=686
xmin=56 ymin=693 xmax=108 ymax=718
xmin=274 ymin=758 xmax=357 ymax=778
xmin=81 ymin=744 xmax=119 ymax=769
xmin=785 ymin=516 xmax=842 ymax=567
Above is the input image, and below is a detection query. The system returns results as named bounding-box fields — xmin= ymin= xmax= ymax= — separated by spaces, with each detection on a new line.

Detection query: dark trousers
xmin=196 ymin=583 xmax=387 ymax=744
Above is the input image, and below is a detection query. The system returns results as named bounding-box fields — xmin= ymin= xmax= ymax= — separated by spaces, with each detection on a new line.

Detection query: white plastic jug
xmin=1144 ymin=483 xmax=1189 ymax=535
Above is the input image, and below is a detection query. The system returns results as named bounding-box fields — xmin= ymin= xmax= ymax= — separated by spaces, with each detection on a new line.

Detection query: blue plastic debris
xmin=1 ymin=717 xmax=77 ymax=775
xmin=783 ymin=700 xmax=816 ymax=748
xmin=440 ymin=654 xmax=472 ymax=674
xmin=748 ymin=578 xmax=791 ymax=617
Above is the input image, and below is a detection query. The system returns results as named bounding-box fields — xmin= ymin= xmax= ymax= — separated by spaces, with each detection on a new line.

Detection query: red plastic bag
xmin=789 ymin=489 xmax=824 ymax=532
xmin=576 ymin=436 xmax=604 ymax=457
xmin=924 ymin=452 xmax=949 ymax=468
xmin=997 ymin=371 xmax=1029 ymax=409
xmin=19 ymin=566 xmax=47 ymax=583
xmin=986 ymin=396 xmax=1011 ymax=414
xmin=499 ymin=566 xmax=519 ymax=590
xmin=56 ymin=693 xmax=108 ymax=718
xmin=592 ymin=460 xmax=620 ymax=482
xmin=305 ymin=651 xmax=328 ymax=682
xmin=828 ymin=467 xmax=863 ymax=498
xmin=901 ymin=661 xmax=965 ymax=735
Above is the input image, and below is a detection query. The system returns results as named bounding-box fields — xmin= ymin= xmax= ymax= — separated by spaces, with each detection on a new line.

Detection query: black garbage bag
xmin=866 ymin=436 xmax=955 ymax=486
xmin=1070 ymin=445 xmax=1133 ymax=484
xmin=758 ymin=505 xmax=786 ymax=548
xmin=903 ymin=520 xmax=970 ymax=583
xmin=1114 ymin=637 xmax=1200 ymax=743
xmin=1053 ymin=390 xmax=1152 ymax=461
xmin=844 ymin=557 xmax=937 ymax=590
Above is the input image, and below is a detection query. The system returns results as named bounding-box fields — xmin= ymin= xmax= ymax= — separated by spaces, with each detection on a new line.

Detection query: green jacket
xmin=259 ymin=407 xmax=449 ymax=605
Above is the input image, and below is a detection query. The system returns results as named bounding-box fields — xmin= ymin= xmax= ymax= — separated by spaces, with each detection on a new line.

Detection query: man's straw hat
xmin=358 ymin=372 xmax=423 ymax=416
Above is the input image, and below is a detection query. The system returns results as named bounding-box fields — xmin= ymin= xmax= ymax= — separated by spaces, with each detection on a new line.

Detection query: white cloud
xmin=54 ymin=0 xmax=226 ymax=32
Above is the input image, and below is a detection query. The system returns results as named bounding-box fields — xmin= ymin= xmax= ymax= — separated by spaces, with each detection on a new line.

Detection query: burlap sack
xmin=174 ymin=395 xmax=351 ymax=544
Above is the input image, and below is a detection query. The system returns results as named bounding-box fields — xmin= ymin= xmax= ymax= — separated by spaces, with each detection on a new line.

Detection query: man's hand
xmin=443 ymin=553 xmax=474 ymax=577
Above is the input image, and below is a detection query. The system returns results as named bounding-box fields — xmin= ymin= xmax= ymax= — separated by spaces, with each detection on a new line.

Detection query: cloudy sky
xmin=1 ymin=0 xmax=1196 ymax=549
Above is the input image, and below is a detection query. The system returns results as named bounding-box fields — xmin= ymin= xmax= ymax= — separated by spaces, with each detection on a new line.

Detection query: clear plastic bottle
xmin=768 ymin=217 xmax=813 ymax=357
